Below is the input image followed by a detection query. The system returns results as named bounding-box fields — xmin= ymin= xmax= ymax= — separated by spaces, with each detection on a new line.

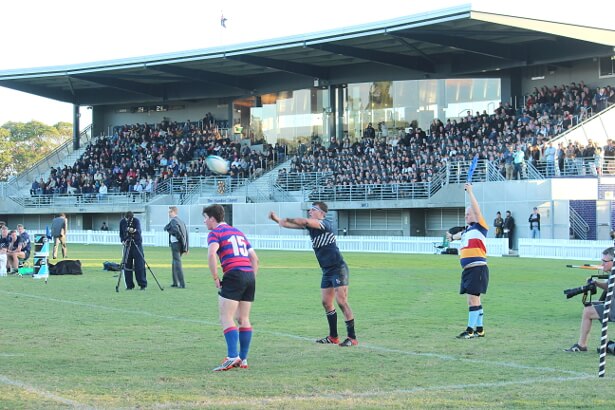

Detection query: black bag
xmin=49 ymin=260 xmax=83 ymax=275
xmin=103 ymin=261 xmax=121 ymax=271
xmin=442 ymin=248 xmax=458 ymax=255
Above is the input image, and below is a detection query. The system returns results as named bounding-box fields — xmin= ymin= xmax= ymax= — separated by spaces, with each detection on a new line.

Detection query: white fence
xmin=518 ymin=238 xmax=614 ymax=260
xmin=30 ymin=230 xmax=610 ymax=260
xmin=39 ymin=230 xmax=506 ymax=257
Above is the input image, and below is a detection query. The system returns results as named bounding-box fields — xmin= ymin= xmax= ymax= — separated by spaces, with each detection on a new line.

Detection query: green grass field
xmin=1 ymin=244 xmax=614 ymax=409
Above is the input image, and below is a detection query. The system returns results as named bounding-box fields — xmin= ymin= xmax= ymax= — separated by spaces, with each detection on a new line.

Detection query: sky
xmin=0 ymin=0 xmax=612 ymax=127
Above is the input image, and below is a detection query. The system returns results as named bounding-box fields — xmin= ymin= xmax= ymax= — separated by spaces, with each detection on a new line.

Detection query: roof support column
xmin=227 ymin=100 xmax=234 ymax=135
xmin=328 ymin=84 xmax=336 ymax=142
xmin=336 ymin=85 xmax=345 ymax=142
xmin=73 ymin=104 xmax=80 ymax=151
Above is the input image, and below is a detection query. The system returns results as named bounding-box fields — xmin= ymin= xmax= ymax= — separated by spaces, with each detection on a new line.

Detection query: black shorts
xmin=592 ymin=302 xmax=615 ymax=322
xmin=460 ymin=264 xmax=489 ymax=295
xmin=219 ymin=269 xmax=256 ymax=302
xmin=321 ymin=262 xmax=349 ymax=289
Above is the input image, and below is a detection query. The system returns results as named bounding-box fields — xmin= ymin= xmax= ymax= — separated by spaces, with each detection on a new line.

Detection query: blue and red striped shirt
xmin=208 ymin=223 xmax=254 ymax=274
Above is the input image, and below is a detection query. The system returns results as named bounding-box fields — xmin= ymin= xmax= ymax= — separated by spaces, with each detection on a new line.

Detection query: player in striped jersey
xmin=269 ymin=201 xmax=358 ymax=347
xmin=204 ymin=204 xmax=259 ymax=371
xmin=448 ymin=183 xmax=489 ymax=339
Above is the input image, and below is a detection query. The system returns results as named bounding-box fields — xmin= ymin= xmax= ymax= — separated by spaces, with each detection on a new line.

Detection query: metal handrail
xmin=569 ymin=206 xmax=589 ymax=240
xmin=11 ymin=124 xmax=93 ymax=190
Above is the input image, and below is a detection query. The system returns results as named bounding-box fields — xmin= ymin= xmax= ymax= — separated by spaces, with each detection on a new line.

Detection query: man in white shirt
xmin=97 ymin=182 xmax=108 ymax=201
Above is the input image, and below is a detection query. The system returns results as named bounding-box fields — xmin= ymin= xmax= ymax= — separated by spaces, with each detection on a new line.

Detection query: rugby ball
xmin=206 ymin=155 xmax=229 ymax=174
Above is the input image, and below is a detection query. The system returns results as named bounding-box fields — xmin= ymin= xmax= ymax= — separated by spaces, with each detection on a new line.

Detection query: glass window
xmin=244 ymin=78 xmax=501 ymax=145
xmin=599 ymin=56 xmax=615 ymax=78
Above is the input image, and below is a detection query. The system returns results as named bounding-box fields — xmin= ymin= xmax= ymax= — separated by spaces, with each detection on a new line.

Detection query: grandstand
xmin=1 ymin=5 xmax=615 ymax=250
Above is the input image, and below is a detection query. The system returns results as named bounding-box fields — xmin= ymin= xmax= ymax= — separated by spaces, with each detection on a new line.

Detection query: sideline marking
xmin=0 ymin=375 xmax=93 ymax=409
xmin=155 ymin=375 xmax=596 ymax=406
xmin=1 ymin=290 xmax=590 ymax=377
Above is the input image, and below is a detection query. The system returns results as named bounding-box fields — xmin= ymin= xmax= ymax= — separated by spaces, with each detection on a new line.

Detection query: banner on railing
xmin=200 ymin=196 xmax=246 ymax=204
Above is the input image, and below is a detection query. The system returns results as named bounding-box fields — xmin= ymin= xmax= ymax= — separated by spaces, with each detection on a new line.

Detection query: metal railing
xmin=12 ymin=125 xmax=93 ymax=191
xmin=569 ymin=206 xmax=589 ymax=240
xmin=11 ymin=191 xmax=152 ymax=208
xmin=307 ymin=182 xmax=433 ymax=202
xmin=9 ymin=156 xmax=615 ymax=209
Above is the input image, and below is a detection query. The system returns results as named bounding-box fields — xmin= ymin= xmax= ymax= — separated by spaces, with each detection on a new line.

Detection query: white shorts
xmin=0 ymin=253 xmax=7 ymax=275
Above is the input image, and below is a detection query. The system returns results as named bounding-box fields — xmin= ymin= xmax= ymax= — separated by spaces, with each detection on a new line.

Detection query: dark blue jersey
xmin=0 ymin=235 xmax=9 ymax=249
xmin=307 ymin=219 xmax=344 ymax=269
xmin=19 ymin=232 xmax=31 ymax=253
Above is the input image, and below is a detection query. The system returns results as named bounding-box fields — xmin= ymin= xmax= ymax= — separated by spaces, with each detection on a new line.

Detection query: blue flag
xmin=467 ymin=155 xmax=479 ymax=183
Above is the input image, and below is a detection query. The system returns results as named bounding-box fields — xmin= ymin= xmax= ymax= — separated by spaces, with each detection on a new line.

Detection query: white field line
xmin=1 ymin=290 xmax=592 ymax=376
xmin=0 ymin=375 xmax=94 ymax=409
xmin=148 ymin=375 xmax=595 ymax=407
xmin=0 ymin=289 xmax=601 ymax=408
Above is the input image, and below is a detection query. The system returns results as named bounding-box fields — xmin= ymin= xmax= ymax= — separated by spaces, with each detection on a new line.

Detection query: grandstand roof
xmin=1 ymin=5 xmax=613 ymax=107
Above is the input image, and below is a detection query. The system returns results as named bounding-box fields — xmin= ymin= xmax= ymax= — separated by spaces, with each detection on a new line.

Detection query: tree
xmin=0 ymin=120 xmax=72 ymax=181
xmin=0 ymin=128 xmax=13 ymax=180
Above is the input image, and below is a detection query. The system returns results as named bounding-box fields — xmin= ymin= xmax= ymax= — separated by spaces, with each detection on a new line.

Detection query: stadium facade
xmin=1 ymin=5 xmax=614 ymax=247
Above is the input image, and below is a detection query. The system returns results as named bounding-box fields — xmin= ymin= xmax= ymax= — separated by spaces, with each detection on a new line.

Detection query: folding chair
xmin=17 ymin=255 xmax=34 ymax=276
xmin=433 ymin=235 xmax=449 ymax=254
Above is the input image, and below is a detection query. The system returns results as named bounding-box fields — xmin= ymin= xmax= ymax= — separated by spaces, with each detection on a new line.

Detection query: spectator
xmin=30 ymin=179 xmax=40 ymax=196
xmin=594 ymin=87 xmax=608 ymax=112
xmin=0 ymin=225 xmax=9 ymax=276
xmin=97 ymin=181 xmax=108 ymax=202
xmin=493 ymin=211 xmax=504 ymax=238
xmin=503 ymin=211 xmax=515 ymax=251
xmin=6 ymin=227 xmax=30 ymax=274
xmin=51 ymin=213 xmax=68 ymax=259
xmin=513 ymin=146 xmax=525 ymax=180
xmin=543 ymin=143 xmax=556 ymax=177
xmin=528 ymin=207 xmax=541 ymax=239
xmin=364 ymin=123 xmax=375 ymax=139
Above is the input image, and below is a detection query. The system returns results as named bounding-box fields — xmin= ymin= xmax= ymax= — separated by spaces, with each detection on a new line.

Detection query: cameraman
xmin=564 ymin=247 xmax=615 ymax=352
xmin=119 ymin=211 xmax=147 ymax=290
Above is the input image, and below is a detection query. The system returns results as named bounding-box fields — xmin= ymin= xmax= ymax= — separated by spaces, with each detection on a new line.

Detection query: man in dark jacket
xmin=119 ymin=211 xmax=146 ymax=290
xmin=164 ymin=206 xmax=189 ymax=288
xmin=503 ymin=210 xmax=515 ymax=251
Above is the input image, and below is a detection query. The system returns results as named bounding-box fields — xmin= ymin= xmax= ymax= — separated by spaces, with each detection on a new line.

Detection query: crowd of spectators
xmin=29 ymin=82 xmax=615 ymax=201
xmin=31 ymin=114 xmax=286 ymax=200
xmin=287 ymin=82 xmax=615 ymax=187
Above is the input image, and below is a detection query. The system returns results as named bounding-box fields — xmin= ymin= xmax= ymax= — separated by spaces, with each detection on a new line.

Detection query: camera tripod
xmin=115 ymin=237 xmax=164 ymax=292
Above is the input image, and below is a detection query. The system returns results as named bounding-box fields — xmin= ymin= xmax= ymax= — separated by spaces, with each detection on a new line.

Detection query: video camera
xmin=123 ymin=212 xmax=136 ymax=237
xmin=563 ymin=274 xmax=608 ymax=303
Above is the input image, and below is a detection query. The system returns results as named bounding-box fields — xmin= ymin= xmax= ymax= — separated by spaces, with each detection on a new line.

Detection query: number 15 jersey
xmin=208 ymin=223 xmax=254 ymax=274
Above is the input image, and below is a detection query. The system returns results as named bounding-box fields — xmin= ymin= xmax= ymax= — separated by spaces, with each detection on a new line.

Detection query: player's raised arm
xmin=269 ymin=211 xmax=321 ymax=230
xmin=465 ymin=183 xmax=483 ymax=222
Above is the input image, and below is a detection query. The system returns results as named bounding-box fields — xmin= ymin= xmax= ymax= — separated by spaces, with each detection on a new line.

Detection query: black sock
xmin=345 ymin=319 xmax=356 ymax=339
xmin=326 ymin=310 xmax=338 ymax=338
